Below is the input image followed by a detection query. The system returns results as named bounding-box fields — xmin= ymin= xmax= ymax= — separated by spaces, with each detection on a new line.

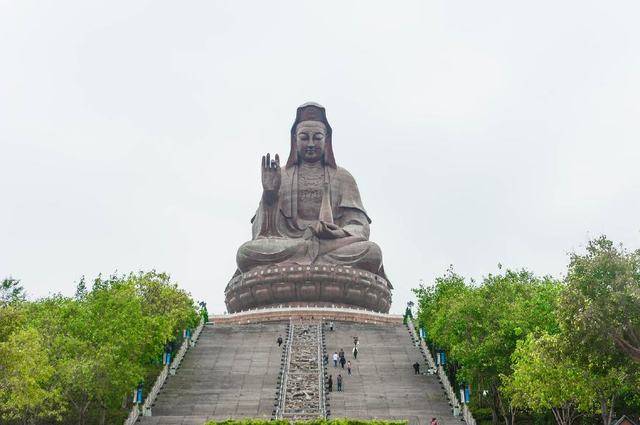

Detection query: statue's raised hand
xmin=261 ymin=153 xmax=281 ymax=205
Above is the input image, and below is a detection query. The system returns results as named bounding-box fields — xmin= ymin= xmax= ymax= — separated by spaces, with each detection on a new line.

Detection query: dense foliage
xmin=413 ymin=237 xmax=639 ymax=425
xmin=0 ymin=271 xmax=200 ymax=425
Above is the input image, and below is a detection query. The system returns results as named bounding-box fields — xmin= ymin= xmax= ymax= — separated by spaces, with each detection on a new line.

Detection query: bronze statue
xmin=225 ymin=103 xmax=392 ymax=313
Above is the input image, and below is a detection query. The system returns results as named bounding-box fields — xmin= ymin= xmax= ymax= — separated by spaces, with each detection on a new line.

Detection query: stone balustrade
xmin=212 ymin=305 xmax=402 ymax=326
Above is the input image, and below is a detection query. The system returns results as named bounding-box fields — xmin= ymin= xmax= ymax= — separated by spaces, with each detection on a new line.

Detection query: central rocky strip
xmin=281 ymin=321 xmax=325 ymax=420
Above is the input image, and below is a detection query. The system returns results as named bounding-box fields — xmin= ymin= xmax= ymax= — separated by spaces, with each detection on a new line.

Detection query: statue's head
xmin=295 ymin=120 xmax=326 ymax=163
xmin=286 ymin=102 xmax=336 ymax=168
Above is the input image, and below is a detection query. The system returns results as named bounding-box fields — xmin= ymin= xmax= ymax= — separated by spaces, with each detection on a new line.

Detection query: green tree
xmin=1 ymin=277 xmax=25 ymax=305
xmin=557 ymin=237 xmax=638 ymax=425
xmin=503 ymin=333 xmax=595 ymax=425
xmin=415 ymin=268 xmax=561 ymax=425
xmin=412 ymin=266 xmax=467 ymax=334
xmin=0 ymin=304 xmax=25 ymax=343
xmin=0 ymin=270 xmax=199 ymax=424
xmin=25 ymin=271 xmax=199 ymax=425
xmin=131 ymin=271 xmax=199 ymax=341
xmin=0 ymin=326 xmax=65 ymax=424
xmin=74 ymin=276 xmax=88 ymax=300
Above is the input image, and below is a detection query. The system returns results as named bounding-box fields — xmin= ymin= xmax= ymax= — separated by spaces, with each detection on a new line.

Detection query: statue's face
xmin=296 ymin=120 xmax=327 ymax=163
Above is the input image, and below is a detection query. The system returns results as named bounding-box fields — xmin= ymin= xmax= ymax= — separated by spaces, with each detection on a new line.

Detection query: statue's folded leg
xmin=236 ymin=238 xmax=306 ymax=272
xmin=319 ymin=240 xmax=383 ymax=275
xmin=237 ymin=237 xmax=385 ymax=277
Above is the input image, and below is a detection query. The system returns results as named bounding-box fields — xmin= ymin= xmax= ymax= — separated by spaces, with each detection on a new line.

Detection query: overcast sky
xmin=1 ymin=1 xmax=639 ymax=314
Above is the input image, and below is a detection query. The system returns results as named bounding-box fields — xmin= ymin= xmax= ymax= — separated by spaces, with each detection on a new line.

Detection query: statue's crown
xmin=296 ymin=102 xmax=328 ymax=123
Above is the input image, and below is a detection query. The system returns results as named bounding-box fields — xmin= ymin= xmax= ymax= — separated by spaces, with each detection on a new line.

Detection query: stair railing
xmin=462 ymin=404 xmax=477 ymax=425
xmin=275 ymin=319 xmax=294 ymax=419
xmin=317 ymin=322 xmax=327 ymax=418
xmin=169 ymin=318 xmax=204 ymax=375
xmin=141 ymin=366 xmax=168 ymax=416
xmin=437 ymin=364 xmax=460 ymax=411
xmin=407 ymin=319 xmax=477 ymax=425
xmin=124 ymin=318 xmax=205 ymax=424
xmin=190 ymin=319 xmax=205 ymax=347
xmin=123 ymin=405 xmax=139 ymax=425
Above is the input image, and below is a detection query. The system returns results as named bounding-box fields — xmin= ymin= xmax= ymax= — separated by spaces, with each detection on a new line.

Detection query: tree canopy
xmin=413 ymin=236 xmax=639 ymax=425
xmin=0 ymin=271 xmax=200 ymax=425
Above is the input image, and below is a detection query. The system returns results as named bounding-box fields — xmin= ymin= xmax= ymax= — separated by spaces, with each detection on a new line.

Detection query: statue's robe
xmin=236 ymin=165 xmax=388 ymax=281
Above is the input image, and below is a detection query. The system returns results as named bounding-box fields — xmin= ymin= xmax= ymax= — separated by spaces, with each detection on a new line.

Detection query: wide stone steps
xmin=138 ymin=323 xmax=286 ymax=424
xmin=325 ymin=322 xmax=462 ymax=425
xmin=139 ymin=320 xmax=463 ymax=425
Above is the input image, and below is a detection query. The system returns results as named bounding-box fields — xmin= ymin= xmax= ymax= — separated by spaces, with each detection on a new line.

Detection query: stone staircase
xmin=325 ymin=322 xmax=461 ymax=425
xmin=138 ymin=320 xmax=462 ymax=425
xmin=138 ymin=322 xmax=287 ymax=425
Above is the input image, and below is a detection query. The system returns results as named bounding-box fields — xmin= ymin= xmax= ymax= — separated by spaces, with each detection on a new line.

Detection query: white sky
xmin=1 ymin=1 xmax=639 ymax=314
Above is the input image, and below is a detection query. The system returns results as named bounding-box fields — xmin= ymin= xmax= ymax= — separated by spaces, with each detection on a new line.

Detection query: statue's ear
xmin=324 ymin=135 xmax=337 ymax=168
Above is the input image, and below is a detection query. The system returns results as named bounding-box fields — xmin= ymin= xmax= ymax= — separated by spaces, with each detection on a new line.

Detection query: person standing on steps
xmin=277 ymin=336 xmax=283 ymax=347
xmin=327 ymin=375 xmax=333 ymax=392
xmin=413 ymin=361 xmax=420 ymax=374
xmin=134 ymin=382 xmax=143 ymax=404
xmin=353 ymin=345 xmax=358 ymax=360
xmin=163 ymin=341 xmax=173 ymax=365
xmin=347 ymin=360 xmax=352 ymax=375
xmin=340 ymin=355 xmax=346 ymax=369
xmin=337 ymin=374 xmax=343 ymax=391
xmin=333 ymin=351 xmax=339 ymax=367
xmin=339 ymin=348 xmax=345 ymax=360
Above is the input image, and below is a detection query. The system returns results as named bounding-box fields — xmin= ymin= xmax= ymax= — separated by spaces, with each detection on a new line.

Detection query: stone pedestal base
xmin=224 ymin=264 xmax=392 ymax=313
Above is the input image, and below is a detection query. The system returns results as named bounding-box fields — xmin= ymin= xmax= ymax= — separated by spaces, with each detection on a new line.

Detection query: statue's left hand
xmin=311 ymin=221 xmax=348 ymax=239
